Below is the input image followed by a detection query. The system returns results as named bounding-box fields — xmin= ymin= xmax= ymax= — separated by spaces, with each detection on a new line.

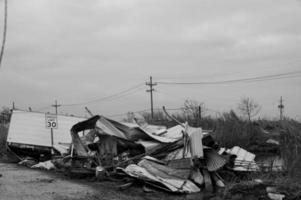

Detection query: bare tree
xmin=0 ymin=106 xmax=11 ymax=124
xmin=182 ymin=99 xmax=205 ymax=120
xmin=237 ymin=97 xmax=261 ymax=121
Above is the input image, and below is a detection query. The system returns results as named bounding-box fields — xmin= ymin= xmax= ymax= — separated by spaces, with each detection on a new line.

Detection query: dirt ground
xmin=0 ymin=162 xmax=209 ymax=200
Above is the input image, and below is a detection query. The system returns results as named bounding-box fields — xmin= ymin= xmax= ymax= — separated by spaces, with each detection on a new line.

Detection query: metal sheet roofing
xmin=7 ymin=110 xmax=86 ymax=147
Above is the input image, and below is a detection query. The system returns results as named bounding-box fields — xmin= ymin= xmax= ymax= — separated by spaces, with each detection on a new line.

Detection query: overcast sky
xmin=0 ymin=0 xmax=300 ymax=120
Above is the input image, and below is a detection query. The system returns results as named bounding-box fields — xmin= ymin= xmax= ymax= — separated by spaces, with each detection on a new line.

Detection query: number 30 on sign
xmin=45 ymin=114 xmax=58 ymax=129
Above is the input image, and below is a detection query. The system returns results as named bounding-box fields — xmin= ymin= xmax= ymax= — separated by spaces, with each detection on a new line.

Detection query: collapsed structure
xmin=6 ymin=109 xmax=275 ymax=194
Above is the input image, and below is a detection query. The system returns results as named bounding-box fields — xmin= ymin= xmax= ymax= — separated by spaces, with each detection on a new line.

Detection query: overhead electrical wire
xmin=156 ymin=90 xmax=187 ymax=101
xmin=36 ymin=105 xmax=52 ymax=111
xmin=106 ymin=108 xmax=150 ymax=118
xmin=0 ymin=0 xmax=8 ymax=68
xmin=93 ymin=86 xmax=145 ymax=103
xmin=61 ymin=83 xmax=144 ymax=107
xmin=106 ymin=107 xmax=186 ymax=118
xmin=34 ymin=69 xmax=301 ymax=113
xmin=157 ymin=70 xmax=301 ymax=85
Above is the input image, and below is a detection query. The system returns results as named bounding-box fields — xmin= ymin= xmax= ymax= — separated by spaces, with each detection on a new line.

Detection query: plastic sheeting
xmin=31 ymin=160 xmax=56 ymax=170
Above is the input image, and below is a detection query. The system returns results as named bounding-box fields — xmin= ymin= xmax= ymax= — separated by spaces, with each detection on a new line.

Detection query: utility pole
xmin=12 ymin=101 xmax=15 ymax=110
xmin=278 ymin=96 xmax=284 ymax=121
xmin=0 ymin=0 xmax=8 ymax=68
xmin=52 ymin=100 xmax=61 ymax=115
xmin=146 ymin=76 xmax=157 ymax=119
xmin=198 ymin=106 xmax=202 ymax=120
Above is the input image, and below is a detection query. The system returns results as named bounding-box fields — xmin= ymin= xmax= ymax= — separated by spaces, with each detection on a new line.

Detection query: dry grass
xmin=214 ymin=111 xmax=262 ymax=149
xmin=0 ymin=124 xmax=8 ymax=155
xmin=279 ymin=120 xmax=301 ymax=179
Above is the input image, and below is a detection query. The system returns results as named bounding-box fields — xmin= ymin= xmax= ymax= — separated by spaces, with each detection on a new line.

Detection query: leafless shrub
xmin=237 ymin=97 xmax=261 ymax=122
xmin=0 ymin=125 xmax=8 ymax=155
xmin=182 ymin=99 xmax=205 ymax=120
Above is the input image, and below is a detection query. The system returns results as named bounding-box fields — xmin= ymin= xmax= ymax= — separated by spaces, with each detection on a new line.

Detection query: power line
xmin=106 ymin=107 xmax=187 ymax=118
xmin=156 ymin=90 xmax=188 ymax=103
xmin=36 ymin=105 xmax=52 ymax=112
xmin=157 ymin=70 xmax=301 ymax=85
xmin=61 ymin=83 xmax=144 ymax=107
xmin=96 ymin=86 xmax=145 ymax=103
xmin=106 ymin=108 xmax=151 ymax=118
xmin=0 ymin=0 xmax=8 ymax=68
xmin=34 ymin=83 xmax=144 ymax=112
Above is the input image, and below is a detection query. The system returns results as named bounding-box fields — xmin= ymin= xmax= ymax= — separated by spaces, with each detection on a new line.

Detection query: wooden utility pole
xmin=198 ymin=106 xmax=202 ymax=126
xmin=198 ymin=106 xmax=202 ymax=120
xmin=146 ymin=76 xmax=157 ymax=119
xmin=51 ymin=100 xmax=61 ymax=115
xmin=278 ymin=96 xmax=284 ymax=121
xmin=0 ymin=0 xmax=8 ymax=68
xmin=12 ymin=101 xmax=15 ymax=110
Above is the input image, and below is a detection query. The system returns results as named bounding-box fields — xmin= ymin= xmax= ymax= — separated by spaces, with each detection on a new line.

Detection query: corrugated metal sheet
xmin=204 ymin=149 xmax=227 ymax=172
xmin=96 ymin=117 xmax=127 ymax=139
xmin=7 ymin=110 xmax=86 ymax=147
xmin=189 ymin=128 xmax=203 ymax=158
xmin=227 ymin=146 xmax=259 ymax=171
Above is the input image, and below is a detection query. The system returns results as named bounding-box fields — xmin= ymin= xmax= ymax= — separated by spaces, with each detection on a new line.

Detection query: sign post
xmin=45 ymin=114 xmax=58 ymax=154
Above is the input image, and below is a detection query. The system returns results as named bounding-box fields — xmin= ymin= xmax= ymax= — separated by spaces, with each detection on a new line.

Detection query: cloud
xmin=0 ymin=0 xmax=300 ymax=118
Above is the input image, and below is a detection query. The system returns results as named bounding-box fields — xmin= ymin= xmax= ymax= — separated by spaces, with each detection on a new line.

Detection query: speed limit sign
xmin=45 ymin=114 xmax=58 ymax=129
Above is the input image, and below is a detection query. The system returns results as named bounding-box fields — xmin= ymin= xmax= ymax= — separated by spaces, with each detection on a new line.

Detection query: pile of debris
xmin=15 ymin=111 xmax=270 ymax=195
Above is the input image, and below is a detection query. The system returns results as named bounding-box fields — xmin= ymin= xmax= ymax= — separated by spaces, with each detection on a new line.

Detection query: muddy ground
xmin=0 ymin=162 xmax=211 ymax=200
